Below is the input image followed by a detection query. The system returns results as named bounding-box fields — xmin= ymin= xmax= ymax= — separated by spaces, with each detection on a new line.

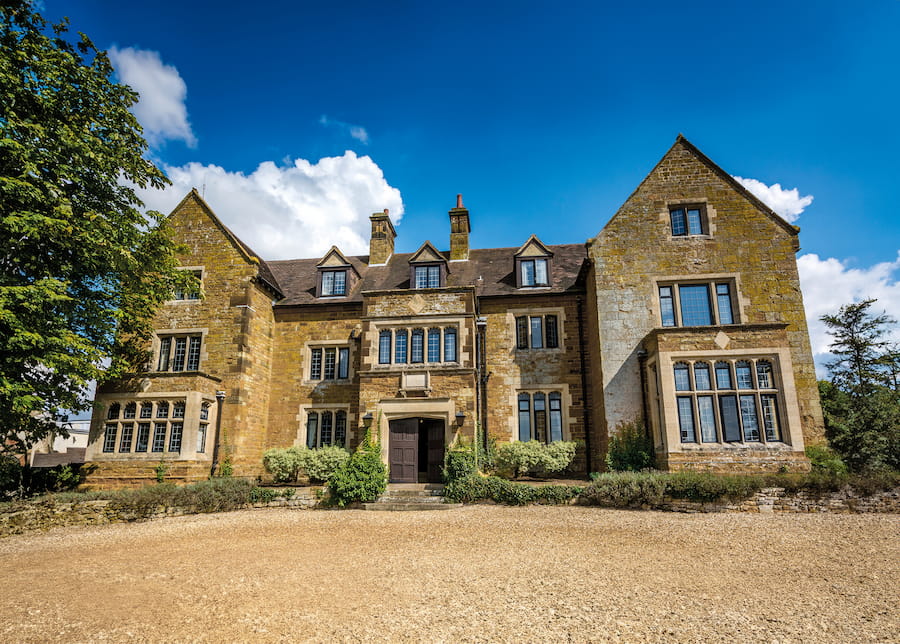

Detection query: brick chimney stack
xmin=369 ymin=208 xmax=396 ymax=265
xmin=449 ymin=194 xmax=471 ymax=261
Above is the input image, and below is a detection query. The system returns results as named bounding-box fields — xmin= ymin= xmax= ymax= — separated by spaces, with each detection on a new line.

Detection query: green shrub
xmin=303 ymin=445 xmax=350 ymax=483
xmin=579 ymin=471 xmax=667 ymax=507
xmin=263 ymin=447 xmax=303 ymax=483
xmin=805 ymin=443 xmax=849 ymax=476
xmin=663 ymin=471 xmax=761 ymax=502
xmin=444 ymin=446 xmax=477 ymax=483
xmin=444 ymin=474 xmax=582 ymax=505
xmin=249 ymin=487 xmax=281 ymax=503
xmin=328 ymin=430 xmax=387 ymax=507
xmin=495 ymin=440 xmax=578 ymax=478
xmin=605 ymin=419 xmax=654 ymax=472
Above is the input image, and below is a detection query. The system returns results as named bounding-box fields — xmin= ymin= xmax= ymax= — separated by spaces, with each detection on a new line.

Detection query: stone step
xmin=362 ymin=502 xmax=462 ymax=511
xmin=376 ymin=495 xmax=445 ymax=503
xmin=382 ymin=489 xmax=445 ymax=498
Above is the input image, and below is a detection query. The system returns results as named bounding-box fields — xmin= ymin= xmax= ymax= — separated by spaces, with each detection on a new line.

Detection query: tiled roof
xmin=268 ymin=243 xmax=588 ymax=307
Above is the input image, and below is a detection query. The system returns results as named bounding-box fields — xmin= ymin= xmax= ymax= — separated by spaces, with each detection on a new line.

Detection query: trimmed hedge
xmin=495 ymin=440 xmax=577 ymax=478
xmin=262 ymin=446 xmax=350 ymax=484
xmin=444 ymin=475 xmax=582 ymax=505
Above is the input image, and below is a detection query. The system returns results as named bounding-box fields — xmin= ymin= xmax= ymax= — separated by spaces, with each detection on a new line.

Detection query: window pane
xmin=756 ymin=360 xmax=773 ymax=389
xmin=677 ymin=397 xmax=696 ymax=442
xmin=200 ymin=404 xmax=209 ymax=421
xmin=427 ymin=328 xmax=441 ymax=362
xmin=670 ymin=208 xmax=687 ymax=236
xmin=335 ymin=411 xmax=347 ymax=447
xmin=444 ymin=328 xmax=457 ymax=362
xmin=518 ymin=394 xmax=531 ymax=442
xmin=521 ymin=260 xmax=535 ymax=286
xmin=687 ymin=208 xmax=703 ymax=235
xmin=428 ymin=265 xmax=440 ymax=288
xmin=533 ymin=393 xmax=547 ymax=443
xmin=172 ymin=337 xmax=187 ymax=371
xmin=306 ymin=412 xmax=318 ymax=449
xmin=140 ymin=403 xmax=153 ymax=419
xmin=152 ymin=423 xmax=167 ymax=452
xmin=321 ymin=270 xmax=334 ymax=295
xmin=740 ymin=395 xmax=760 ymax=441
xmin=338 ymin=348 xmax=350 ymax=378
xmin=333 ymin=270 xmax=346 ymax=295
xmin=716 ymin=283 xmax=734 ymax=324
xmin=678 ymin=285 xmax=712 ymax=326
xmin=172 ymin=401 xmax=185 ymax=418
xmin=123 ymin=402 xmax=136 ymax=419
xmin=761 ymin=394 xmax=780 ymax=441
xmin=168 ymin=422 xmax=183 ymax=452
xmin=715 ymin=362 xmax=733 ymax=389
xmin=107 ymin=403 xmax=120 ymax=420
xmin=321 ymin=412 xmax=333 ymax=446
xmin=119 ymin=423 xmax=134 ymax=452
xmin=534 ymin=259 xmax=548 ymax=285
xmin=674 ymin=363 xmax=691 ymax=391
xmin=736 ymin=361 xmax=754 ymax=389
xmin=395 ymin=330 xmax=408 ymax=364
xmin=659 ymin=286 xmax=676 ymax=327
xmin=697 ymin=396 xmax=718 ymax=442
xmin=187 ymin=336 xmax=201 ymax=371
xmin=549 ymin=393 xmax=563 ymax=442
xmin=530 ymin=317 xmax=543 ymax=348
xmin=379 ymin=331 xmax=392 ymax=364
xmin=156 ymin=401 xmax=169 ymax=418
xmin=719 ymin=395 xmax=741 ymax=442
xmin=414 ymin=266 xmax=428 ymax=289
xmin=694 ymin=362 xmax=712 ymax=390
xmin=516 ymin=316 xmax=528 ymax=349
xmin=197 ymin=423 xmax=208 ymax=453
xmin=136 ymin=423 xmax=150 ymax=452
xmin=157 ymin=337 xmax=171 ymax=371
xmin=324 ymin=348 xmax=336 ymax=379
xmin=310 ymin=348 xmax=322 ymax=379
xmin=545 ymin=315 xmax=559 ymax=348
xmin=411 ymin=329 xmax=424 ymax=363
xmin=103 ymin=424 xmax=117 ymax=452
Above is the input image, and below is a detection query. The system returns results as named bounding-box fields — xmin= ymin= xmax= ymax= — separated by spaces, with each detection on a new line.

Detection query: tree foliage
xmin=819 ymin=299 xmax=900 ymax=472
xmin=0 ymin=1 xmax=190 ymax=460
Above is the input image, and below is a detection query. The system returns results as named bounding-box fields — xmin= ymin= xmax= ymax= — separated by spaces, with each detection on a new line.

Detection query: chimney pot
xmin=456 ymin=194 xmax=463 ymax=208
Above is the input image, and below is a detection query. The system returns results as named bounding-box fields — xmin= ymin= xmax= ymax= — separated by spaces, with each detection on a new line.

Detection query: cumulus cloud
xmin=108 ymin=46 xmax=196 ymax=147
xmin=798 ymin=252 xmax=900 ymax=374
xmin=319 ymin=115 xmax=370 ymax=144
xmin=134 ymin=151 xmax=403 ymax=260
xmin=733 ymin=176 xmax=813 ymax=222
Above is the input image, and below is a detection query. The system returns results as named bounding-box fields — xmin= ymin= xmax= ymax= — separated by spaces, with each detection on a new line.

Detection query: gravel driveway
xmin=0 ymin=506 xmax=897 ymax=643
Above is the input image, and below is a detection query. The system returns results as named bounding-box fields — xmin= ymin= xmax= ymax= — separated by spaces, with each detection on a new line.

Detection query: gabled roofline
xmin=514 ymin=234 xmax=554 ymax=258
xmin=598 ymin=135 xmax=800 ymax=238
xmin=169 ymin=189 xmax=284 ymax=297
xmin=408 ymin=240 xmax=448 ymax=267
xmin=316 ymin=245 xmax=361 ymax=279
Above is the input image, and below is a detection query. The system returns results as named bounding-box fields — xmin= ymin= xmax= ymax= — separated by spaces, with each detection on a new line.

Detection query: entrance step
xmin=363 ymin=483 xmax=461 ymax=511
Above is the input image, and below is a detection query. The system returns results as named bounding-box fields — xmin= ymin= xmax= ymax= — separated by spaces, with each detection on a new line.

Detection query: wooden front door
xmin=389 ymin=418 xmax=418 ymax=483
xmin=424 ymin=419 xmax=445 ymax=484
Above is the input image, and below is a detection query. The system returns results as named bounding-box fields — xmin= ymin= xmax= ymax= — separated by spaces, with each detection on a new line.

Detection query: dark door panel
xmin=389 ymin=418 xmax=418 ymax=483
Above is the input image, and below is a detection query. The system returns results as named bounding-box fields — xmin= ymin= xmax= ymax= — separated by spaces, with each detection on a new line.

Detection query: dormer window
xmin=520 ymin=259 xmax=548 ymax=287
xmin=414 ymin=265 xmax=441 ymax=289
xmin=321 ymin=270 xmax=347 ymax=296
xmin=513 ymin=235 xmax=553 ymax=288
xmin=408 ymin=241 xmax=447 ymax=289
xmin=316 ymin=246 xmax=357 ymax=298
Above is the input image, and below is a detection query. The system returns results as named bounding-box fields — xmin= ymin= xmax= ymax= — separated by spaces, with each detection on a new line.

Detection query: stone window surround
xmin=152 ymin=327 xmax=209 ymax=373
xmin=296 ymin=403 xmax=354 ymax=449
xmin=651 ymin=273 xmax=747 ymax=329
xmin=92 ymin=392 xmax=217 ymax=462
xmin=648 ymin=347 xmax=805 ymax=455
xmin=303 ymin=340 xmax=355 ymax=384
xmin=317 ymin=268 xmax=348 ymax=298
xmin=505 ymin=384 xmax=575 ymax=443
xmin=506 ymin=306 xmax=567 ymax=352
xmin=661 ymin=198 xmax=718 ymax=239
xmin=168 ymin=266 xmax=204 ymax=303
xmin=365 ymin=316 xmax=469 ymax=370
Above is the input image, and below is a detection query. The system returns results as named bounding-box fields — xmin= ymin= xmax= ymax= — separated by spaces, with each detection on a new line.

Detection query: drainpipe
xmin=475 ymin=316 xmax=488 ymax=461
xmin=210 ymin=390 xmax=226 ymax=477
xmin=576 ymin=296 xmax=593 ymax=473
xmin=636 ymin=349 xmax=651 ymax=440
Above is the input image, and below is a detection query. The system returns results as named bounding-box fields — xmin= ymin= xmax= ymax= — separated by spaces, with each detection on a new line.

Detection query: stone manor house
xmin=84 ymin=136 xmax=825 ymax=486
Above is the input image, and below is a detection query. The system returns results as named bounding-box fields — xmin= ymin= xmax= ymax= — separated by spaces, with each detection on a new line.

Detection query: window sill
xmin=669 ymin=234 xmax=713 ymax=241
xmin=678 ymin=441 xmax=789 ymax=450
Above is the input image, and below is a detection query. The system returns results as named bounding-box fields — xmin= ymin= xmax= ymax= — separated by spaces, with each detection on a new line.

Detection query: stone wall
xmin=655 ymin=487 xmax=900 ymax=513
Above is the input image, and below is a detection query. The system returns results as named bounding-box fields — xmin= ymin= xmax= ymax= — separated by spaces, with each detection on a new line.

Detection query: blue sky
xmin=45 ymin=0 xmax=900 ymax=367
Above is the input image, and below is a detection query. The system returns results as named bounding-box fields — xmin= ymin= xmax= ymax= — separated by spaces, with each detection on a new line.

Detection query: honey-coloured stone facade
xmin=85 ymin=136 xmax=823 ymax=485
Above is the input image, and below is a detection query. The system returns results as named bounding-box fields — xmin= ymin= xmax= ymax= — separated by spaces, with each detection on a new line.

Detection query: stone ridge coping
xmin=644 ymin=322 xmax=789 ymax=339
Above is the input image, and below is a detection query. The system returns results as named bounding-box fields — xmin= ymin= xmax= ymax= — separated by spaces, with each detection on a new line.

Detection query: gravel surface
xmin=0 ymin=506 xmax=897 ymax=643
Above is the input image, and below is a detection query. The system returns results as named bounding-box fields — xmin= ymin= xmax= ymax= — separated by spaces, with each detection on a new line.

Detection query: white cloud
xmin=108 ymin=46 xmax=196 ymax=148
xmin=798 ymin=251 xmax=900 ymax=375
xmin=134 ymin=151 xmax=403 ymax=260
xmin=733 ymin=176 xmax=813 ymax=223
xmin=319 ymin=115 xmax=369 ymax=144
